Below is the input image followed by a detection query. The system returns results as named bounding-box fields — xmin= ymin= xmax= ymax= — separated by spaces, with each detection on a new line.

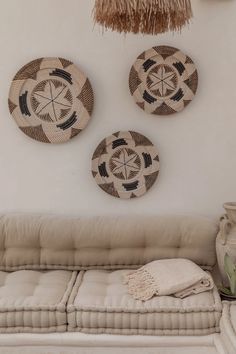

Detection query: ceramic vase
xmin=216 ymin=203 xmax=236 ymax=286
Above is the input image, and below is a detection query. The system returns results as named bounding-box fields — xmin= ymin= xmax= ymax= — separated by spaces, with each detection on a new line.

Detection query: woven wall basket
xmin=92 ymin=131 xmax=160 ymax=199
xmin=8 ymin=58 xmax=94 ymax=143
xmin=129 ymin=46 xmax=198 ymax=116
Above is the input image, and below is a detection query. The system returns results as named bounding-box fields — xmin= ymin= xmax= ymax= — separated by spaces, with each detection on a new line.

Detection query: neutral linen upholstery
xmin=0 ymin=214 xmax=218 ymax=271
xmin=67 ymin=270 xmax=222 ymax=335
xmin=0 ymin=270 xmax=76 ymax=333
xmin=220 ymin=302 xmax=236 ymax=353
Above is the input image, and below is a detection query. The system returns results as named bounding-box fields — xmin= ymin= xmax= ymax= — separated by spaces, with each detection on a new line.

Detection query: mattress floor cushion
xmin=67 ymin=270 xmax=222 ymax=335
xmin=0 ymin=270 xmax=77 ymax=333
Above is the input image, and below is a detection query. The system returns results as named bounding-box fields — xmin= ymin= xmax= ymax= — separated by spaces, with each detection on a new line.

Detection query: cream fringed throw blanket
xmin=124 ymin=259 xmax=214 ymax=301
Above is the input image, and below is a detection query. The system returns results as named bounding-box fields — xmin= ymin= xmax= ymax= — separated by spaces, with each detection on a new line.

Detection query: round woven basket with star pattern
xmin=92 ymin=131 xmax=160 ymax=199
xmin=129 ymin=46 xmax=198 ymax=116
xmin=8 ymin=57 xmax=94 ymax=143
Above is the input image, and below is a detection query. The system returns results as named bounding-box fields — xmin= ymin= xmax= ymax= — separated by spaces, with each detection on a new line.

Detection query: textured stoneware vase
xmin=216 ymin=203 xmax=236 ymax=286
xmin=224 ymin=202 xmax=236 ymax=224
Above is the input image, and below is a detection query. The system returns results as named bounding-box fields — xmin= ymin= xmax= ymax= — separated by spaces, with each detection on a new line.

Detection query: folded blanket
xmin=124 ymin=258 xmax=214 ymax=301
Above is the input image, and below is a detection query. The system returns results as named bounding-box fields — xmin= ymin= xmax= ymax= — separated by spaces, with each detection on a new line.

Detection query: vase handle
xmin=220 ymin=218 xmax=232 ymax=245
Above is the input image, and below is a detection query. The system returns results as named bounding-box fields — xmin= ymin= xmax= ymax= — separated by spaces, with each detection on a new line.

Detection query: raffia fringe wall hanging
xmin=93 ymin=0 xmax=193 ymax=35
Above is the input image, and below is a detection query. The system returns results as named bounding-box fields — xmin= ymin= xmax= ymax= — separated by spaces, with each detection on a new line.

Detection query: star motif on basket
xmin=129 ymin=46 xmax=198 ymax=116
xmin=92 ymin=131 xmax=160 ymax=199
xmin=148 ymin=65 xmax=177 ymax=97
xmin=9 ymin=57 xmax=94 ymax=143
xmin=32 ymin=80 xmax=72 ymax=122
xmin=110 ymin=148 xmax=141 ymax=180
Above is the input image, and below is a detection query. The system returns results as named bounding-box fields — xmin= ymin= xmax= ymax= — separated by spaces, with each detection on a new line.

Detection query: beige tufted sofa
xmin=0 ymin=213 xmax=233 ymax=354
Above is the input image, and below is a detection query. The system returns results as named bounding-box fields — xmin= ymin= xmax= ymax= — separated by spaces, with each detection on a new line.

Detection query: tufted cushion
xmin=0 ymin=270 xmax=77 ymax=333
xmin=67 ymin=270 xmax=222 ymax=335
xmin=220 ymin=302 xmax=236 ymax=352
xmin=0 ymin=214 xmax=218 ymax=271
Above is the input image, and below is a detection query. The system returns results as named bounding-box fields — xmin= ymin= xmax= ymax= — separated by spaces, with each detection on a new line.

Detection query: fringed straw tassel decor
xmin=93 ymin=0 xmax=193 ymax=35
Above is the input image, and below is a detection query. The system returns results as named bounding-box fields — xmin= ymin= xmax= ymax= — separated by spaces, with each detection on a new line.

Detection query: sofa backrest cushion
xmin=0 ymin=214 xmax=218 ymax=271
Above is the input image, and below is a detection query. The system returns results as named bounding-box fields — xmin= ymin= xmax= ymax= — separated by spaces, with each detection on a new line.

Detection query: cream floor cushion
xmin=67 ymin=270 xmax=222 ymax=336
xmin=220 ymin=302 xmax=236 ymax=354
xmin=0 ymin=270 xmax=77 ymax=333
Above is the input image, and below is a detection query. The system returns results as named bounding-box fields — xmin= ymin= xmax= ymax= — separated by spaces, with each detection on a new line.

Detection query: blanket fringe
xmin=124 ymin=268 xmax=159 ymax=301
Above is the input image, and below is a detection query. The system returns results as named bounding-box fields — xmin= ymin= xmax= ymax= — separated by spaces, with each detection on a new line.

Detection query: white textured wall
xmin=0 ymin=0 xmax=235 ymax=217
